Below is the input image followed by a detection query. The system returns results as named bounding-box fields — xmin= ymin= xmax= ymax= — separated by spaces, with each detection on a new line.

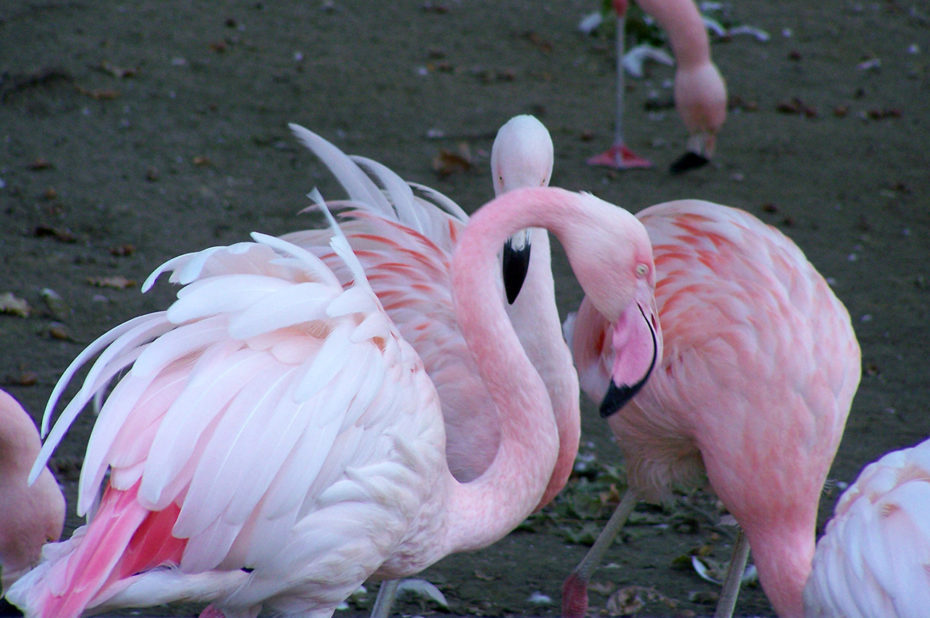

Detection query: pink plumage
xmin=565 ymin=199 xmax=860 ymax=617
xmin=804 ymin=438 xmax=930 ymax=618
xmin=0 ymin=390 xmax=65 ymax=594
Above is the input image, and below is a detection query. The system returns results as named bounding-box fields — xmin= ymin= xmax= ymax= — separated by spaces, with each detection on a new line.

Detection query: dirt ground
xmin=1 ymin=1 xmax=928 ymax=616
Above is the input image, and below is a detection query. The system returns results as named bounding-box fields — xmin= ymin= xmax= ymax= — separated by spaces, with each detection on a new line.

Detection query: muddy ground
xmin=1 ymin=1 xmax=928 ymax=616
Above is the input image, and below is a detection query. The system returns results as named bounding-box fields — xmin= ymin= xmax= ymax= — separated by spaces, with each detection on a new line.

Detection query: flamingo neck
xmin=746 ymin=522 xmax=815 ymax=618
xmin=513 ymin=229 xmax=580 ymax=509
xmin=442 ymin=191 xmax=586 ymax=552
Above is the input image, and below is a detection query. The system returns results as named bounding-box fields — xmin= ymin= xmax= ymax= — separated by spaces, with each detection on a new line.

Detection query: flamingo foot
xmin=561 ymin=572 xmax=590 ymax=618
xmin=587 ymin=144 xmax=652 ymax=170
xmin=198 ymin=604 xmax=227 ymax=618
xmin=669 ymin=150 xmax=710 ymax=174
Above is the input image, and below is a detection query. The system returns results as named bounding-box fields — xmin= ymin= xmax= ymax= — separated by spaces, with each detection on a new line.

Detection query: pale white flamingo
xmin=284 ymin=116 xmax=579 ymax=504
xmin=804 ymin=437 xmax=930 ymax=618
xmin=0 ymin=390 xmax=65 ymax=595
xmin=282 ymin=116 xmax=579 ymax=613
xmin=562 ymin=200 xmax=860 ymax=617
xmin=588 ymin=0 xmax=727 ymax=173
xmin=7 ymin=183 xmax=656 ymax=617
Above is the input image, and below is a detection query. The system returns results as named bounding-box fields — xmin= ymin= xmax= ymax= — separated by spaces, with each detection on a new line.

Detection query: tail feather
xmin=8 ymin=483 xmax=187 ymax=618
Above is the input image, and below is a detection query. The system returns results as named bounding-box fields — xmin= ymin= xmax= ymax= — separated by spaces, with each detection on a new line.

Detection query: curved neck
xmin=442 ymin=190 xmax=587 ymax=552
xmin=512 ymin=229 xmax=580 ymax=509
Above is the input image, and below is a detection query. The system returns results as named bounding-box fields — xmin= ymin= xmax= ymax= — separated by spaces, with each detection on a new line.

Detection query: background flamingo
xmin=804 ymin=436 xmax=930 ymax=617
xmin=7 ymin=183 xmax=655 ymax=617
xmin=0 ymin=390 xmax=65 ymax=596
xmin=563 ymin=199 xmax=860 ymax=617
xmin=587 ymin=0 xmax=727 ymax=173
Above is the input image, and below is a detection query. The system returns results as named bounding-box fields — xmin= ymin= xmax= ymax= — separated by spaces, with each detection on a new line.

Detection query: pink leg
xmin=199 ymin=605 xmax=226 ymax=618
xmin=562 ymin=489 xmax=639 ymax=617
xmin=587 ymin=12 xmax=653 ymax=171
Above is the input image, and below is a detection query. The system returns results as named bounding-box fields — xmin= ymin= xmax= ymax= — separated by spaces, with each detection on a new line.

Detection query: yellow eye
xmin=636 ymin=263 xmax=648 ymax=277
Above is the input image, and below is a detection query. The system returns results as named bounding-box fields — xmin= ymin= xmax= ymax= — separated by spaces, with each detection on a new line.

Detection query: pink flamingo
xmin=563 ymin=200 xmax=860 ymax=617
xmin=588 ymin=0 xmax=727 ymax=173
xmin=7 ymin=184 xmax=656 ymax=617
xmin=804 ymin=437 xmax=930 ymax=617
xmin=0 ymin=390 xmax=65 ymax=595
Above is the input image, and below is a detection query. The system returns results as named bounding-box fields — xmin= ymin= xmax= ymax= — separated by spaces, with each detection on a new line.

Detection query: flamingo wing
xmin=12 ymin=231 xmax=446 ymax=617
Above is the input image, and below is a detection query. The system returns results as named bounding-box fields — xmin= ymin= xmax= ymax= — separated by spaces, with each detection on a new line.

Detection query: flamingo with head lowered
xmin=588 ymin=0 xmax=727 ymax=173
xmin=7 ymin=156 xmax=656 ymax=617
xmin=0 ymin=389 xmax=65 ymax=596
xmin=563 ymin=199 xmax=860 ymax=617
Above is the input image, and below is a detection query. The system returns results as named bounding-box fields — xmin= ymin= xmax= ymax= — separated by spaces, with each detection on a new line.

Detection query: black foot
xmin=669 ymin=151 xmax=710 ymax=175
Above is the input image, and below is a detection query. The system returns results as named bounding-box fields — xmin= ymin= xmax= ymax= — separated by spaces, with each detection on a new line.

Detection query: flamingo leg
xmin=713 ymin=528 xmax=751 ymax=618
xmin=562 ymin=488 xmax=639 ymax=617
xmin=370 ymin=579 xmax=399 ymax=618
xmin=587 ymin=13 xmax=652 ymax=170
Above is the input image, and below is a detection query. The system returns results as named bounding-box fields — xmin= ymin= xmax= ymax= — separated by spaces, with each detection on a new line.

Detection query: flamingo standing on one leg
xmin=587 ymin=0 xmax=727 ymax=174
xmin=0 ymin=390 xmax=65 ymax=596
xmin=562 ymin=200 xmax=860 ymax=617
xmin=7 ymin=183 xmax=656 ymax=618
xmin=804 ymin=437 xmax=930 ymax=618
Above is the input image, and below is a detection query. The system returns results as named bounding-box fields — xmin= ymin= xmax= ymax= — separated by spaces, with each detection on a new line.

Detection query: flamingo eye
xmin=636 ymin=263 xmax=648 ymax=277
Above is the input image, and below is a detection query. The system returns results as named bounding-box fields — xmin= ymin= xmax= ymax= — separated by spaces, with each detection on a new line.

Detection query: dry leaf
xmin=28 ymin=158 xmax=53 ymax=170
xmin=431 ymin=143 xmax=472 ymax=177
xmin=87 ymin=275 xmax=136 ymax=289
xmin=0 ymin=292 xmax=30 ymax=317
xmin=98 ymin=60 xmax=138 ymax=78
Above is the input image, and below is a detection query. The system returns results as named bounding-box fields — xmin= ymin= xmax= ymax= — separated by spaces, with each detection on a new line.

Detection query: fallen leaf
xmin=0 ymin=292 xmax=30 ymax=317
xmin=98 ymin=60 xmax=138 ymax=78
xmin=28 ymin=158 xmax=53 ymax=170
xmin=87 ymin=275 xmax=137 ymax=289
xmin=7 ymin=370 xmax=38 ymax=386
xmin=109 ymin=243 xmax=136 ymax=257
xmin=431 ymin=143 xmax=472 ymax=177
xmin=75 ymin=85 xmax=120 ymax=100
xmin=473 ymin=569 xmax=496 ymax=582
xmin=33 ymin=225 xmax=76 ymax=243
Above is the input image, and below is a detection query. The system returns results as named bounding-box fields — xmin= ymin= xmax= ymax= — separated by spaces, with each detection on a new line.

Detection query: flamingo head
xmin=558 ymin=198 xmax=661 ymax=417
xmin=491 ymin=114 xmax=554 ymax=303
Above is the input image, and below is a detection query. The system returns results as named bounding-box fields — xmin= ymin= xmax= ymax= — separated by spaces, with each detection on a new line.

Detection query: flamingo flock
xmin=1 ymin=5 xmax=917 ymax=618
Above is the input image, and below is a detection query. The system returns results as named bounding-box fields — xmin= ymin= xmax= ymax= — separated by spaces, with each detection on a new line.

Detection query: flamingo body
xmin=804 ymin=438 xmax=930 ymax=618
xmin=567 ymin=200 xmax=860 ymax=616
xmin=0 ymin=390 xmax=65 ymax=594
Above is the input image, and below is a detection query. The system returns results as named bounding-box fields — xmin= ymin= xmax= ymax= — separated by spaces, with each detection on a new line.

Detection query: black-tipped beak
xmin=599 ymin=305 xmax=658 ymax=418
xmin=503 ymin=236 xmax=532 ymax=304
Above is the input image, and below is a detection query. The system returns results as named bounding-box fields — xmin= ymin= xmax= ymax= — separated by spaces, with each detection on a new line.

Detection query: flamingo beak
xmin=599 ymin=304 xmax=658 ymax=418
xmin=502 ymin=230 xmax=532 ymax=304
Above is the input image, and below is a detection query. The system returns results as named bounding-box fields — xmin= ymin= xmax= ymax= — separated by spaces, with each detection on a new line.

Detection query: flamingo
xmin=6 ymin=183 xmax=656 ymax=617
xmin=281 ymin=116 xmax=580 ymax=612
xmin=283 ymin=115 xmax=579 ymax=505
xmin=562 ymin=200 xmax=860 ymax=617
xmin=0 ymin=390 xmax=65 ymax=595
xmin=587 ymin=0 xmax=727 ymax=173
xmin=803 ymin=437 xmax=930 ymax=617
